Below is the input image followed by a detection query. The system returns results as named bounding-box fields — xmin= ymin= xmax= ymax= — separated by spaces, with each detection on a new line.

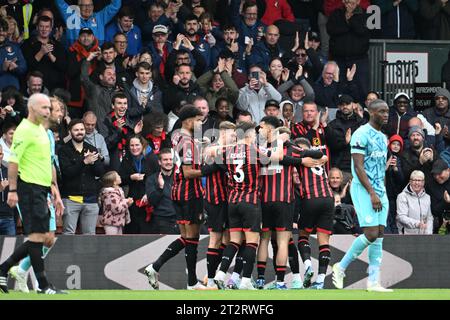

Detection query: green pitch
xmin=1 ymin=289 xmax=450 ymax=300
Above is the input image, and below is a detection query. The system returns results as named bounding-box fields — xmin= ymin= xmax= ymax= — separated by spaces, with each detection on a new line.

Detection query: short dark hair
xmin=68 ymin=118 xmax=85 ymax=131
xmin=260 ymin=116 xmax=281 ymax=129
xmin=243 ymin=0 xmax=258 ymax=12
xmin=236 ymin=110 xmax=252 ymax=119
xmin=112 ymin=92 xmax=127 ymax=104
xmin=215 ymin=97 xmax=229 ymax=109
xmin=136 ymin=61 xmax=152 ymax=71
xmin=185 ymin=14 xmax=199 ymax=23
xmin=222 ymin=24 xmax=237 ymax=32
xmin=27 ymin=70 xmax=44 ymax=81
xmin=101 ymin=41 xmax=116 ymax=51
xmin=37 ymin=15 xmax=52 ymax=25
xmin=176 ymin=63 xmax=192 ymax=72
xmin=294 ymin=137 xmax=311 ymax=148
xmin=158 ymin=148 xmax=172 ymax=160
xmin=117 ymin=6 xmax=134 ymax=19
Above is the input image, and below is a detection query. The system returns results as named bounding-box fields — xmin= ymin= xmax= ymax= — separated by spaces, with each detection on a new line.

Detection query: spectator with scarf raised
xmin=67 ymin=28 xmax=100 ymax=118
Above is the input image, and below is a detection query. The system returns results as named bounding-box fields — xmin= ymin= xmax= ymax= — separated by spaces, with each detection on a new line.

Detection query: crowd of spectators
xmin=0 ymin=0 xmax=449 ymax=236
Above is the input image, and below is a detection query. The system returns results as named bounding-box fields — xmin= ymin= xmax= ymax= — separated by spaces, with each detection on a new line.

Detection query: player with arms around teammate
xmin=144 ymin=105 xmax=206 ymax=290
xmin=213 ymin=119 xmax=289 ymax=290
xmin=332 ymin=99 xmax=393 ymax=292
xmin=0 ymin=94 xmax=66 ymax=294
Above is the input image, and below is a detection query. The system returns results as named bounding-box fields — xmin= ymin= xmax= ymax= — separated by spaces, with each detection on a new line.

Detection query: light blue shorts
xmin=350 ymin=183 xmax=388 ymax=227
xmin=48 ymin=194 xmax=56 ymax=232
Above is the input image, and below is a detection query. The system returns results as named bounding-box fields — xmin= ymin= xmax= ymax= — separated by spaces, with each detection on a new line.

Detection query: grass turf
xmin=1 ymin=289 xmax=449 ymax=300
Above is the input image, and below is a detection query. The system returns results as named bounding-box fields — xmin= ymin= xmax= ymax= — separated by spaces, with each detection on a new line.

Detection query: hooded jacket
xmin=124 ymin=79 xmax=163 ymax=127
xmin=85 ymin=129 xmax=110 ymax=167
xmin=396 ymin=184 xmax=433 ymax=234
xmin=327 ymin=110 xmax=366 ymax=172
xmin=384 ymin=103 xmax=417 ymax=140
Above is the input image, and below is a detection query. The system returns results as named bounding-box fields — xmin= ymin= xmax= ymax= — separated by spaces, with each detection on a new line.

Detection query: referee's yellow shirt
xmin=9 ymin=119 xmax=52 ymax=187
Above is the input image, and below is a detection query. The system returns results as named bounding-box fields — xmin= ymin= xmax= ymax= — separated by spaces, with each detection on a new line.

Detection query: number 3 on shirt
xmin=233 ymin=160 xmax=245 ymax=183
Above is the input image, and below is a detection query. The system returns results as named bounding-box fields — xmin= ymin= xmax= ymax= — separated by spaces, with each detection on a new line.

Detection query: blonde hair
xmin=101 ymin=171 xmax=119 ymax=188
xmin=219 ymin=121 xmax=236 ymax=130
xmin=5 ymin=16 xmax=20 ymax=43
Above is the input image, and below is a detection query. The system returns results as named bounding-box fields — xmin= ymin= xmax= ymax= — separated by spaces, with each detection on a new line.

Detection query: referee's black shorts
xmin=298 ymin=196 xmax=335 ymax=235
xmin=262 ymin=202 xmax=294 ymax=232
xmin=205 ymin=201 xmax=228 ymax=232
xmin=17 ymin=178 xmax=50 ymax=235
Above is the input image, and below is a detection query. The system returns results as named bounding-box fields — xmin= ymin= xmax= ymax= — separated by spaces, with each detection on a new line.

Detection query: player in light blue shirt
xmin=332 ymin=99 xmax=393 ymax=292
xmin=9 ymin=97 xmax=65 ymax=293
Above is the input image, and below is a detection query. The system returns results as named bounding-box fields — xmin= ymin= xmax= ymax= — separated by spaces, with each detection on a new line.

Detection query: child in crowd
xmin=99 ymin=171 xmax=133 ymax=235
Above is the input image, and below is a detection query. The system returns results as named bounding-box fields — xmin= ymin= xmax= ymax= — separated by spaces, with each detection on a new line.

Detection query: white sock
xmin=231 ymin=272 xmax=240 ymax=283
xmin=207 ymin=278 xmax=215 ymax=286
xmin=304 ymin=259 xmax=312 ymax=270
xmin=215 ymin=271 xmax=226 ymax=281
xmin=276 ymin=281 xmax=285 ymax=286
xmin=316 ymin=273 xmax=325 ymax=283
xmin=241 ymin=277 xmax=251 ymax=285
xmin=292 ymin=273 xmax=302 ymax=282
xmin=17 ymin=265 xmax=27 ymax=275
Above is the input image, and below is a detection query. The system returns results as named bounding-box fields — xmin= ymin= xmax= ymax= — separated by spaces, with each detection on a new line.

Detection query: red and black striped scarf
xmin=110 ymin=112 xmax=128 ymax=162
xmin=145 ymin=131 xmax=166 ymax=154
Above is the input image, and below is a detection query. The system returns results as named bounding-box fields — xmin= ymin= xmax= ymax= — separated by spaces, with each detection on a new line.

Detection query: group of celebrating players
xmin=143 ymin=100 xmax=351 ymax=291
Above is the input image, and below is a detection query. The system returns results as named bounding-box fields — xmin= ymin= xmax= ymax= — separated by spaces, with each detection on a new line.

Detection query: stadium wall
xmin=1 ymin=235 xmax=449 ymax=290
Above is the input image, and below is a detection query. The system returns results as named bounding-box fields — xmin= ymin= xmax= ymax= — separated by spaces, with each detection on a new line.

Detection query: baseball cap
xmin=394 ymin=92 xmax=410 ymax=102
xmin=265 ymin=99 xmax=280 ymax=109
xmin=431 ymin=159 xmax=449 ymax=175
xmin=152 ymin=25 xmax=168 ymax=34
xmin=308 ymin=31 xmax=320 ymax=42
xmin=79 ymin=27 xmax=93 ymax=36
xmin=337 ymin=94 xmax=353 ymax=106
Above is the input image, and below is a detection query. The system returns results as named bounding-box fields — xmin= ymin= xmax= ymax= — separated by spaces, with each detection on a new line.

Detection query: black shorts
xmin=174 ymin=198 xmax=204 ymax=225
xmin=261 ymin=202 xmax=294 ymax=232
xmin=205 ymin=201 xmax=228 ymax=232
xmin=298 ymin=197 xmax=335 ymax=235
xmin=17 ymin=179 xmax=50 ymax=235
xmin=228 ymin=201 xmax=261 ymax=233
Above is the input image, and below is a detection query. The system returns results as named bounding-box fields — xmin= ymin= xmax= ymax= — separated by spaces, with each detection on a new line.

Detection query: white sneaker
xmin=239 ymin=279 xmax=256 ymax=290
xmin=144 ymin=264 xmax=159 ymax=290
xmin=187 ymin=281 xmax=209 ymax=290
xmin=206 ymin=282 xmax=219 ymax=290
xmin=367 ymin=282 xmax=393 ymax=293
xmin=8 ymin=266 xmax=29 ymax=293
xmin=332 ymin=263 xmax=346 ymax=289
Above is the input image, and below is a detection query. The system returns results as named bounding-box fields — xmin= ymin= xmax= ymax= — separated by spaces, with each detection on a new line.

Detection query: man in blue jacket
xmin=229 ymin=0 xmax=266 ymax=48
xmin=105 ymin=6 xmax=142 ymax=56
xmin=55 ymin=0 xmax=121 ymax=46
xmin=0 ymin=18 xmax=26 ymax=91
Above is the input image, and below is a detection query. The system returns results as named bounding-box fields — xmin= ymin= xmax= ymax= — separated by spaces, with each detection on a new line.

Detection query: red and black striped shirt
xmin=171 ymin=132 xmax=203 ymax=201
xmin=291 ymin=121 xmax=331 ymax=172
xmin=204 ymin=163 xmax=228 ymax=204
xmin=298 ymin=164 xmax=334 ymax=200
xmin=225 ymin=143 xmax=269 ymax=204
xmin=260 ymin=146 xmax=298 ymax=203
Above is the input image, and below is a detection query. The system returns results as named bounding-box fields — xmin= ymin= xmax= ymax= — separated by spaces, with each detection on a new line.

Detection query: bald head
xmin=368 ymin=99 xmax=388 ymax=112
xmin=408 ymin=117 xmax=423 ymax=129
xmin=28 ymin=93 xmax=51 ymax=124
xmin=265 ymin=25 xmax=280 ymax=46
xmin=83 ymin=111 xmax=98 ymax=134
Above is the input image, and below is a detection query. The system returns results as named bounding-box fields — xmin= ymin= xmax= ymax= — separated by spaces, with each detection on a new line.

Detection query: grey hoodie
xmin=396 ymin=184 xmax=433 ymax=234
xmin=85 ymin=129 xmax=110 ymax=167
